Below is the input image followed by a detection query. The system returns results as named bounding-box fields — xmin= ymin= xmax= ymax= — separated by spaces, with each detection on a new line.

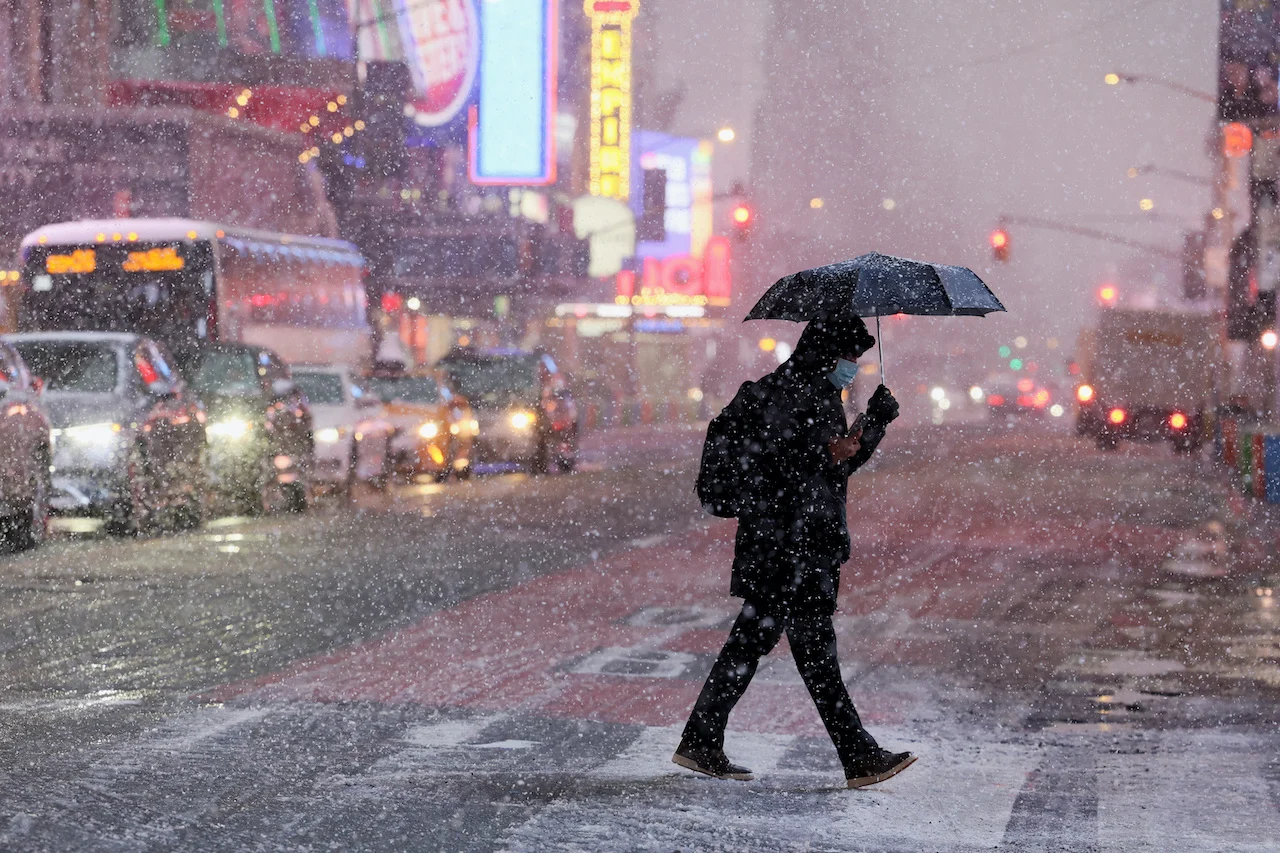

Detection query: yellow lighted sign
xmin=585 ymin=0 xmax=639 ymax=201
xmin=122 ymin=246 xmax=185 ymax=273
xmin=46 ymin=249 xmax=96 ymax=274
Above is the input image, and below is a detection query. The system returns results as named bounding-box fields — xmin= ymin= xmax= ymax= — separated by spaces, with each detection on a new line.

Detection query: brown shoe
xmin=844 ymin=750 xmax=917 ymax=789
xmin=672 ymin=742 xmax=754 ymax=781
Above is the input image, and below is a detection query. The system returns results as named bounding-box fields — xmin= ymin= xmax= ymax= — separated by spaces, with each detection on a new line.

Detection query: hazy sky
xmin=644 ymin=0 xmax=1218 ymax=379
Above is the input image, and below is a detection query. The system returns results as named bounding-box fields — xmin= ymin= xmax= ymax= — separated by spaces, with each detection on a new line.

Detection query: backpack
xmin=695 ymin=381 xmax=766 ymax=517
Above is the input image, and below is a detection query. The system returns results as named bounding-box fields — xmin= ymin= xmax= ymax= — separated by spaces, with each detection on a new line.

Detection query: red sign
xmin=615 ymin=236 xmax=732 ymax=306
xmin=399 ymin=0 xmax=479 ymax=127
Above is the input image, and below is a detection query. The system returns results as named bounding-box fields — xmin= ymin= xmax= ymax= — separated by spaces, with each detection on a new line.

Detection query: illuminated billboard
xmin=1219 ymin=0 xmax=1280 ymax=121
xmin=113 ymin=0 xmax=354 ymax=67
xmin=615 ymin=236 xmax=732 ymax=308
xmin=585 ymin=0 xmax=639 ymax=200
xmin=469 ymin=0 xmax=558 ymax=184
xmin=632 ymin=131 xmax=712 ymax=260
xmin=396 ymin=0 xmax=480 ymax=128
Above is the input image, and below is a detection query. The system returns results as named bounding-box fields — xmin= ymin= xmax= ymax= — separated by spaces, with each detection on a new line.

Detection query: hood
xmin=40 ymin=393 xmax=136 ymax=430
xmin=199 ymin=392 xmax=264 ymax=421
xmin=307 ymin=405 xmax=351 ymax=430
xmin=780 ymin=316 xmax=874 ymax=382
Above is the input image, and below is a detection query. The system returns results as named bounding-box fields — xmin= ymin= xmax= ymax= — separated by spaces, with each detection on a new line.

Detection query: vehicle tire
xmin=237 ymin=455 xmax=277 ymax=516
xmin=555 ymin=427 xmax=578 ymax=473
xmin=105 ymin=446 xmax=153 ymax=537
xmin=371 ymin=450 xmax=393 ymax=491
xmin=283 ymin=476 xmax=310 ymax=513
xmin=531 ymin=435 xmax=551 ymax=474
xmin=343 ymin=446 xmax=359 ymax=502
xmin=6 ymin=448 xmax=50 ymax=551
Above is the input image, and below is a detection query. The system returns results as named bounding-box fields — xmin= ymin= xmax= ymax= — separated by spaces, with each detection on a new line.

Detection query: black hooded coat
xmin=726 ymin=321 xmax=889 ymax=613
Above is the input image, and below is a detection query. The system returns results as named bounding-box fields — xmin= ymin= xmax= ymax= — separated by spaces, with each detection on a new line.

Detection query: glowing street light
xmin=1262 ymin=329 xmax=1279 ymax=350
xmin=1139 ymin=198 xmax=1155 ymax=211
xmin=1104 ymin=73 xmax=1121 ymax=86
xmin=717 ymin=127 xmax=736 ymax=143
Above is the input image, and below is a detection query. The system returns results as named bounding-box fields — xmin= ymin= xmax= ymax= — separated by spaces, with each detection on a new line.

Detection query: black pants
xmin=682 ymin=599 xmax=878 ymax=764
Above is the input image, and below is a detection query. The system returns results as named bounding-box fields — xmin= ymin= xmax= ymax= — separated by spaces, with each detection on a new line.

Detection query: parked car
xmin=436 ymin=348 xmax=578 ymax=473
xmin=177 ymin=343 xmax=314 ymax=514
xmin=5 ymin=332 xmax=207 ymax=534
xmin=0 ymin=341 xmax=52 ymax=550
xmin=365 ymin=370 xmax=477 ymax=481
xmin=290 ymin=365 xmax=395 ymax=494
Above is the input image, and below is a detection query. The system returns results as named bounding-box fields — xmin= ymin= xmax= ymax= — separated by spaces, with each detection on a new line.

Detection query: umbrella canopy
xmin=745 ymin=252 xmax=1006 ymax=322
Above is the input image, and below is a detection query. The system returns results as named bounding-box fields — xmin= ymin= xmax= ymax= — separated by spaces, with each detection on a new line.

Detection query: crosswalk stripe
xmin=6 ymin=701 xmax=1280 ymax=851
xmin=1095 ymin=733 xmax=1280 ymax=852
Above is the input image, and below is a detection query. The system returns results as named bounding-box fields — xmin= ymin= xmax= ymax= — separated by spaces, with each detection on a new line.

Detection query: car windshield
xmin=185 ymin=350 xmax=261 ymax=398
xmin=10 ymin=340 xmax=120 ymax=393
xmin=439 ymin=356 xmax=538 ymax=405
xmin=293 ymin=372 xmax=345 ymax=406
xmin=367 ymin=376 xmax=440 ymax=404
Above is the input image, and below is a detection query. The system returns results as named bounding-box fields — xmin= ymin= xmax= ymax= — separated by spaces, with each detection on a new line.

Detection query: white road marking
xmin=1097 ymin=732 xmax=1280 ymax=852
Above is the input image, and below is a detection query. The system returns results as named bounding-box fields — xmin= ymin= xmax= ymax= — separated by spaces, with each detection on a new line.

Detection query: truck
xmin=1073 ymin=307 xmax=1223 ymax=452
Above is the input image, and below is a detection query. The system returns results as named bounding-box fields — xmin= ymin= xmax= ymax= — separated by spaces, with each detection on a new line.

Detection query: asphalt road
xmin=2 ymin=419 xmax=1279 ymax=852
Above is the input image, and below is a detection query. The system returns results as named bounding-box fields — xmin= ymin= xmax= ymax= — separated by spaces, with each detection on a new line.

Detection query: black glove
xmin=865 ymin=384 xmax=900 ymax=427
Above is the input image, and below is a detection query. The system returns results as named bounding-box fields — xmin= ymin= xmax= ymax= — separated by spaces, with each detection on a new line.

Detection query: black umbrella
xmin=745 ymin=251 xmax=1006 ymax=381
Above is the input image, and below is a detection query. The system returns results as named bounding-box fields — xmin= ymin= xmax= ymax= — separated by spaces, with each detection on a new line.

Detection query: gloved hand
xmin=865 ymin=384 xmax=900 ymax=426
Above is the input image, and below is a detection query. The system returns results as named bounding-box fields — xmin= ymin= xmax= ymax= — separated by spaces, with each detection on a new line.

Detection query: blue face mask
xmin=827 ymin=358 xmax=858 ymax=389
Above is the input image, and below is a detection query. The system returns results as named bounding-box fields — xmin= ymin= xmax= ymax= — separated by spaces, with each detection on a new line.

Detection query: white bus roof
xmin=20 ymin=218 xmax=363 ymax=261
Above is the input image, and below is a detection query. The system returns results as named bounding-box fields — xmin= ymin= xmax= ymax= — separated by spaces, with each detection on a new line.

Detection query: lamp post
xmin=1103 ymin=72 xmax=1216 ymax=104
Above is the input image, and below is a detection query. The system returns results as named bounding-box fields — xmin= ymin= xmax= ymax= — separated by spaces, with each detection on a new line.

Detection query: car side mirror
xmin=271 ymin=378 xmax=296 ymax=398
xmin=147 ymin=380 xmax=175 ymax=398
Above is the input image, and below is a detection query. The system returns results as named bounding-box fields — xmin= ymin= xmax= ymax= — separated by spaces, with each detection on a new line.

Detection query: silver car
xmin=0 ymin=341 xmax=51 ymax=550
xmin=5 ymin=332 xmax=208 ymax=535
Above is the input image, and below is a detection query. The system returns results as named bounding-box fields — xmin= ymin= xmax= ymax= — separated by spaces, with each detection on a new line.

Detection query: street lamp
xmin=717 ymin=127 xmax=736 ymax=143
xmin=1126 ymin=164 xmax=1213 ymax=187
xmin=1103 ymin=71 xmax=1216 ymax=104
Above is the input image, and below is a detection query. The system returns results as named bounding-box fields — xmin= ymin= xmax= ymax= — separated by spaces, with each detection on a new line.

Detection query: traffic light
xmin=638 ymin=168 xmax=667 ymax=242
xmin=989 ymin=228 xmax=1010 ymax=263
xmin=731 ymin=202 xmax=754 ymax=242
xmin=353 ymin=61 xmax=410 ymax=179
xmin=1097 ymin=283 xmax=1119 ymax=306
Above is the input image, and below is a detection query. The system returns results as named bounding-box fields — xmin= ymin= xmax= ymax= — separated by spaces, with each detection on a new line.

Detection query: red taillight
xmin=1017 ymin=394 xmax=1035 ymax=407
xmin=988 ymin=394 xmax=1005 ymax=406
xmin=1169 ymin=412 xmax=1188 ymax=430
xmin=1108 ymin=407 xmax=1127 ymax=425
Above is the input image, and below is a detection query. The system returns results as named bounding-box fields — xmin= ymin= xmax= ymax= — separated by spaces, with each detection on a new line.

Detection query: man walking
xmin=674 ymin=316 xmax=916 ymax=789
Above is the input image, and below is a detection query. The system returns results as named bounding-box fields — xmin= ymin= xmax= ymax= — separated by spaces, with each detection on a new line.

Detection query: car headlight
xmin=58 ymin=422 xmax=122 ymax=444
xmin=418 ymin=421 xmax=440 ymax=440
xmin=206 ymin=418 xmax=253 ymax=440
xmin=316 ymin=426 xmax=345 ymax=444
xmin=509 ymin=410 xmax=535 ymax=430
xmin=470 ymin=418 xmax=480 ymax=435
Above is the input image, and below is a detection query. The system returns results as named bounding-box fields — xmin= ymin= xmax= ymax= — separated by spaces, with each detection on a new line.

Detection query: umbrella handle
xmin=875 ymin=312 xmax=885 ymax=386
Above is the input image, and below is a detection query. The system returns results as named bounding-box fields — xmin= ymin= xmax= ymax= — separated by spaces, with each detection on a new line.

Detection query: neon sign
xmin=615 ymin=237 xmax=731 ymax=307
xmin=123 ymin=247 xmax=186 ymax=272
xmin=46 ymin=250 xmax=96 ymax=274
xmin=585 ymin=0 xmax=638 ymax=200
xmin=397 ymin=0 xmax=479 ymax=127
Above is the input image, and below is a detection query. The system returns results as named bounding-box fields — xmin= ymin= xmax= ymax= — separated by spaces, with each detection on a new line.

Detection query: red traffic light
xmin=730 ymin=202 xmax=754 ymax=242
xmin=990 ymin=228 xmax=1010 ymax=262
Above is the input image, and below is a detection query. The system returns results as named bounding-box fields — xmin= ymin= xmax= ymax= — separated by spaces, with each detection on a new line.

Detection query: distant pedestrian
xmin=677 ymin=316 xmax=916 ymax=789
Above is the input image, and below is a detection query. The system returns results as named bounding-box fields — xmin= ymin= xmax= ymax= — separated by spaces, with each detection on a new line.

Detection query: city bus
xmin=13 ymin=219 xmax=369 ymax=366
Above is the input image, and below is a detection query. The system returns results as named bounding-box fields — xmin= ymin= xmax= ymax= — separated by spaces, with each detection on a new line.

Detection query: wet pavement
xmin=2 ymin=420 xmax=1279 ymax=851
